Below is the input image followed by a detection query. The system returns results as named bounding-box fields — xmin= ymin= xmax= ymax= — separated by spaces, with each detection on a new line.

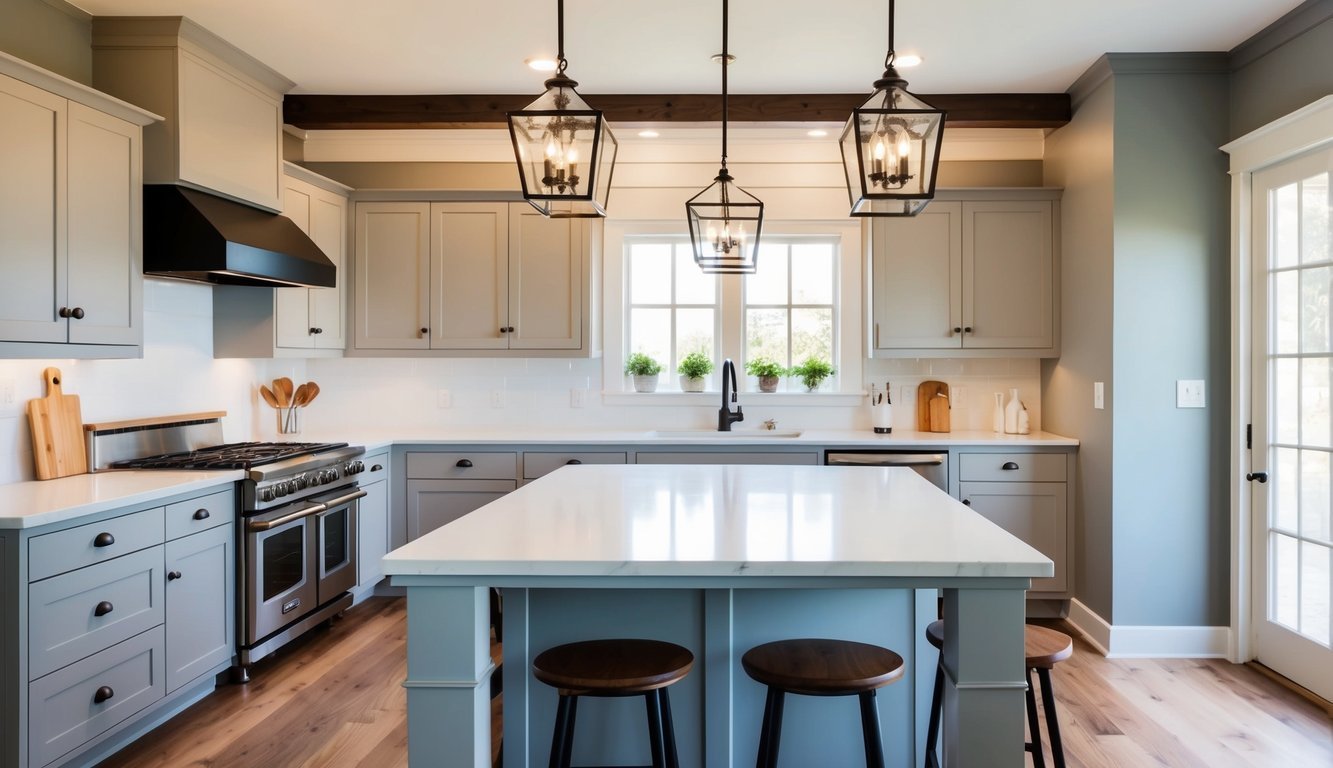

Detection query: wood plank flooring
xmin=101 ymin=598 xmax=1332 ymax=768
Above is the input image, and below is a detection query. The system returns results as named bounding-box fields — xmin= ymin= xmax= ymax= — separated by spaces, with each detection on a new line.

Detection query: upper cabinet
xmin=92 ymin=17 xmax=292 ymax=212
xmin=0 ymin=53 xmax=157 ymax=359
xmin=213 ymin=164 xmax=350 ymax=358
xmin=870 ymin=189 xmax=1060 ymax=357
xmin=352 ymin=201 xmax=601 ymax=357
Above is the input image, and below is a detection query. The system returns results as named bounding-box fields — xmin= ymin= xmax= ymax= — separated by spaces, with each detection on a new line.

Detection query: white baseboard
xmin=1067 ymin=599 xmax=1231 ymax=658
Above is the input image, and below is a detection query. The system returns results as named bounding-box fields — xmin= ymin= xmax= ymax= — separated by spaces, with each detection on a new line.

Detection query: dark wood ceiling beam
xmin=284 ymin=93 xmax=1070 ymax=130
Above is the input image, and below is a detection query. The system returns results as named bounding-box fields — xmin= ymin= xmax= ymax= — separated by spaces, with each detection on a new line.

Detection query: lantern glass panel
xmin=508 ymin=85 xmax=615 ymax=217
xmin=686 ymin=178 xmax=765 ymax=273
xmin=840 ymin=85 xmax=944 ymax=217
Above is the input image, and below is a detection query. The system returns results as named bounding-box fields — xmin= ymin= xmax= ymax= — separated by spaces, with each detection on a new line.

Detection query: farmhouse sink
xmin=648 ymin=429 xmax=804 ymax=439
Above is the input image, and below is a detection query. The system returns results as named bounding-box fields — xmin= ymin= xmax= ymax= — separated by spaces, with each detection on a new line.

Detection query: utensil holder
xmin=872 ymin=402 xmax=893 ymax=434
xmin=278 ymin=407 xmax=301 ymax=435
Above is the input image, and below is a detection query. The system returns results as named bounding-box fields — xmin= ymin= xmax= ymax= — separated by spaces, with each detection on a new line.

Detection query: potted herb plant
xmin=625 ymin=352 xmax=663 ymax=393
xmin=790 ymin=357 xmax=836 ymax=392
xmin=677 ymin=351 xmax=714 ymax=392
xmin=746 ymin=356 xmax=787 ymax=393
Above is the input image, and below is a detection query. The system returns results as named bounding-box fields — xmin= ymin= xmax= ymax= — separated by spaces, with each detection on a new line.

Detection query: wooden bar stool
xmin=922 ymin=621 xmax=1073 ymax=768
xmin=742 ymin=638 xmax=906 ymax=768
xmin=532 ymin=639 xmax=694 ymax=768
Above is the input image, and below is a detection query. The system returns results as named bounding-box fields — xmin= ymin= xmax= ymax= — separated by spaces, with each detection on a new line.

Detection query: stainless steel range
xmin=90 ymin=414 xmax=366 ymax=681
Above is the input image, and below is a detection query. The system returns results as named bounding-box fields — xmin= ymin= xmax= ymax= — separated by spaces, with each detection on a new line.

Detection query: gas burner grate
xmin=110 ymin=441 xmax=349 ymax=470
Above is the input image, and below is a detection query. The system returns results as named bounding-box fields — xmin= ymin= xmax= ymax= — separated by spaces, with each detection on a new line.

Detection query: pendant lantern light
xmin=840 ymin=0 xmax=945 ymax=216
xmin=507 ymin=0 xmax=617 ymax=218
xmin=686 ymin=0 xmax=764 ymax=274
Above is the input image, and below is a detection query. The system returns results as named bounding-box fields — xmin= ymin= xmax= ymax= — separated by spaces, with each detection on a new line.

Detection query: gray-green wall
xmin=1230 ymin=0 xmax=1333 ymax=138
xmin=0 ymin=0 xmax=91 ymax=84
xmin=1043 ymin=56 xmax=1231 ymax=627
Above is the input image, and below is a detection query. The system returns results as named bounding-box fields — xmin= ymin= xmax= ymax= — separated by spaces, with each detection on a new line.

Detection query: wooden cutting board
xmin=28 ymin=367 xmax=88 ymax=479
xmin=916 ymin=380 xmax=951 ymax=433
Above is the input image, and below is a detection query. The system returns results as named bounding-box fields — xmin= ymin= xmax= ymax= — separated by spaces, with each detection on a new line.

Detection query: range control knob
xmin=294 ymin=476 xmax=309 ymax=491
xmin=322 ymin=468 xmax=340 ymax=483
xmin=272 ymin=484 xmax=287 ymax=499
xmin=345 ymin=460 xmax=365 ymax=475
xmin=259 ymin=487 xmax=275 ymax=502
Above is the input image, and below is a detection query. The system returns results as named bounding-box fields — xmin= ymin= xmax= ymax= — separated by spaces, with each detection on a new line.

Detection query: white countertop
xmin=383 ymin=464 xmax=1053 ymax=580
xmin=0 ymin=470 xmax=243 ymax=529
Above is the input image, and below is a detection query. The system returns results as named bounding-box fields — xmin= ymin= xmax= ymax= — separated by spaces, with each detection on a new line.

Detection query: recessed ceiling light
xmin=895 ymin=54 xmax=923 ymax=68
xmin=807 ymin=129 xmax=828 ymax=138
xmin=638 ymin=130 xmax=660 ymax=138
xmin=525 ymin=57 xmax=557 ymax=72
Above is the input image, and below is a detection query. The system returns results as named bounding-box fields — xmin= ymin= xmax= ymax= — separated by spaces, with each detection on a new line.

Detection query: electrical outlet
xmin=436 ymin=389 xmax=452 ymax=409
xmin=952 ymin=386 xmax=966 ymax=405
xmin=1177 ymin=379 xmax=1205 ymax=408
xmin=1094 ymin=382 xmax=1104 ymax=410
xmin=0 ymin=377 xmax=15 ymax=408
xmin=490 ymin=390 xmax=506 ymax=409
xmin=570 ymin=389 xmax=586 ymax=408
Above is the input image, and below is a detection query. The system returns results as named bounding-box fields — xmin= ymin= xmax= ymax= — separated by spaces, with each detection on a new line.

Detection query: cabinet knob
xmin=456 ymin=459 xmax=473 ymax=468
xmin=72 ymin=307 xmax=85 ymax=319
xmin=370 ymin=464 xmax=383 ymax=472
xmin=193 ymin=508 xmax=210 ymax=520
xmin=93 ymin=600 xmax=114 ymax=617
xmin=309 ymin=327 xmax=323 ymax=335
xmin=167 ymin=570 xmax=182 ymax=581
xmin=962 ymin=499 xmax=972 ymax=506
xmin=420 ymin=327 xmax=429 ymax=335
xmin=1001 ymin=461 xmax=1020 ymax=471
xmin=499 ymin=327 xmax=508 ymax=334
xmin=93 ymin=686 xmax=115 ymax=704
xmin=952 ymin=327 xmax=962 ymax=334
xmin=963 ymin=326 xmax=973 ymax=334
xmin=566 ymin=459 xmax=582 ymax=465
xmin=58 ymin=307 xmax=73 ymax=318
xmin=93 ymin=532 xmax=115 ymax=548
xmin=506 ymin=326 xmax=515 ymax=333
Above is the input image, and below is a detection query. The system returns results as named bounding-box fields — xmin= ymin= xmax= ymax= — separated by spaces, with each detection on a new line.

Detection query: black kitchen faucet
xmin=718 ymin=359 xmax=744 ymax=431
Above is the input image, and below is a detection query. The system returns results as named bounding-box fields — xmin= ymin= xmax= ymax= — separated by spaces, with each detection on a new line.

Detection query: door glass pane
xmin=1274 ymin=447 xmax=1300 ymax=532
xmin=1302 ymin=358 xmax=1331 ymax=448
xmin=263 ymin=525 xmax=305 ymax=601
xmin=1273 ymin=533 xmax=1300 ymax=629
xmin=1301 ymin=266 xmax=1331 ymax=353
xmin=1275 ymin=183 xmax=1299 ymax=269
xmin=1299 ymin=542 xmax=1329 ymax=645
xmin=1301 ymin=173 xmax=1329 ymax=265
xmin=1301 ymin=450 xmax=1331 ymax=542
xmin=323 ymin=507 xmax=349 ymax=573
xmin=1275 ymin=358 xmax=1299 ymax=444
xmin=1275 ymin=271 xmax=1300 ymax=354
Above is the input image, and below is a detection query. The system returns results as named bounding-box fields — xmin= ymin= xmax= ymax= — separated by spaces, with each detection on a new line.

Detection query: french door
xmin=1250 ymin=146 xmax=1333 ymax=701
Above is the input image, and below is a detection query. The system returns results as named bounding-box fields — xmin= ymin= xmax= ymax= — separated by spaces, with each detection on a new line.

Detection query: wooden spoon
xmin=304 ymin=381 xmax=320 ymax=405
xmin=259 ymin=385 xmax=280 ymax=409
xmin=273 ymin=377 xmax=293 ymax=408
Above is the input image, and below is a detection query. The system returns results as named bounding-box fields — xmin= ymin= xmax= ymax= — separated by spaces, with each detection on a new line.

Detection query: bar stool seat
xmin=743 ymin=638 xmax=905 ymax=768
xmin=533 ymin=639 xmax=693 ymax=768
xmin=923 ymin=621 xmax=1073 ymax=768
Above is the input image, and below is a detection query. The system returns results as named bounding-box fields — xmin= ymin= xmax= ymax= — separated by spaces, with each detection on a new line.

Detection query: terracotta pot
xmin=632 ymin=374 xmax=659 ymax=393
xmin=680 ymin=375 xmax=705 ymax=393
xmin=758 ymin=375 xmax=780 ymax=393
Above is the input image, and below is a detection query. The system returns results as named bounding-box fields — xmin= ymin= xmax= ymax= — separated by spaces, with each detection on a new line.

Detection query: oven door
xmin=316 ymin=490 xmax=360 ymax=604
xmin=245 ymin=505 xmax=319 ymax=644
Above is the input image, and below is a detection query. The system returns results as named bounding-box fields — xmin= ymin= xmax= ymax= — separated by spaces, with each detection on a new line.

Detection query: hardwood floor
xmin=103 ymin=598 xmax=1331 ymax=768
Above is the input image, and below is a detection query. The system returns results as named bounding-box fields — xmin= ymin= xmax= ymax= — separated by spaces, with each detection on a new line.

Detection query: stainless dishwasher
xmin=824 ymin=450 xmax=948 ymax=491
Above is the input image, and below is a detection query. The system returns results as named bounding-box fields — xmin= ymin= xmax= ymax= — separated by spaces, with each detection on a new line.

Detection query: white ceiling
xmin=73 ymin=0 xmax=1303 ymax=95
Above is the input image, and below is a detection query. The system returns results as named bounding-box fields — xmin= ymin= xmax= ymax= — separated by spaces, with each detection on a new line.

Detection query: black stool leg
xmin=924 ymin=656 xmax=943 ymax=768
xmin=858 ymin=690 xmax=886 ymax=768
xmin=755 ymin=686 xmax=785 ymax=768
xmin=659 ymin=687 xmax=681 ymax=768
xmin=559 ymin=695 xmax=578 ymax=768
xmin=645 ymin=689 xmax=667 ymax=768
xmin=1037 ymin=668 xmax=1067 ymax=768
xmin=1024 ymin=668 xmax=1046 ymax=768
xmin=549 ymin=694 xmax=572 ymax=768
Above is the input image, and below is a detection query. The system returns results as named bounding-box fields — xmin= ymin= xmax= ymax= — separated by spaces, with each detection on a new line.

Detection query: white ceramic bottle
xmin=992 ymin=392 xmax=1005 ymax=433
xmin=1018 ymin=402 xmax=1031 ymax=434
xmin=1004 ymin=388 xmax=1021 ymax=434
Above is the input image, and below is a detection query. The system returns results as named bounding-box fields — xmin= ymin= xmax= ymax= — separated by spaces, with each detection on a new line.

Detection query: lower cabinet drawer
xmin=635 ymin=452 xmax=820 ymax=466
xmin=523 ymin=451 xmax=627 ymax=479
xmin=957 ymin=452 xmax=1067 ymax=483
xmin=406 ymin=451 xmax=517 ymax=480
xmin=29 ymin=627 xmax=166 ymax=768
xmin=29 ymin=506 xmax=165 ymax=582
xmin=165 ymin=488 xmax=235 ymax=540
xmin=29 ymin=546 xmax=165 ymax=680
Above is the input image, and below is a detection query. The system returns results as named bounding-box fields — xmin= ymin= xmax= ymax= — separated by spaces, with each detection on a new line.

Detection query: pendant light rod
xmin=884 ymin=0 xmax=895 ymax=68
xmin=556 ymin=0 xmax=567 ymax=74
xmin=721 ymin=0 xmax=729 ymax=170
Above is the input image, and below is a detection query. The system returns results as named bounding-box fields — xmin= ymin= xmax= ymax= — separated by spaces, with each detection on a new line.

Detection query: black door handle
xmin=167 ymin=570 xmax=182 ymax=581
xmin=456 ymin=459 xmax=473 ymax=468
xmin=93 ymin=686 xmax=114 ymax=704
xmin=1246 ymin=472 xmax=1268 ymax=483
xmin=566 ymin=459 xmax=582 ymax=465
xmin=193 ymin=508 xmax=210 ymax=520
xmin=93 ymin=532 xmax=115 ymax=548
xmin=94 ymin=601 xmax=114 ymax=617
xmin=962 ymin=499 xmax=972 ymax=506
xmin=1001 ymin=462 xmax=1020 ymax=470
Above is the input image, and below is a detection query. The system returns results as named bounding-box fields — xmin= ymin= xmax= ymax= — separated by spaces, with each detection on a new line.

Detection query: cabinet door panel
xmin=66 ymin=102 xmax=141 ymax=346
xmin=510 ymin=206 xmax=582 ymax=349
xmin=275 ymin=184 xmax=315 ymax=349
xmin=958 ymin=481 xmax=1066 ymax=593
xmin=871 ymin=202 xmax=961 ymax=350
xmin=358 ymin=478 xmax=388 ymax=588
xmin=309 ymin=193 xmax=347 ymax=349
xmin=430 ymin=203 xmax=509 ymax=349
xmin=165 ymin=525 xmax=234 ymax=692
xmin=0 ymin=75 xmax=66 ymax=343
xmin=355 ymin=203 xmax=430 ymax=349
xmin=963 ymin=201 xmax=1053 ymax=348
xmin=406 ymin=479 xmax=516 ymax=540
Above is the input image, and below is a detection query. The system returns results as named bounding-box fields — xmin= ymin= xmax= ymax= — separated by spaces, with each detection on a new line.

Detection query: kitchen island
xmin=383 ymin=464 xmax=1052 ymax=767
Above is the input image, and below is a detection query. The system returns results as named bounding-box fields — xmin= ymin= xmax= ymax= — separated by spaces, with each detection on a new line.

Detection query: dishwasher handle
xmin=825 ymin=452 xmax=946 ymax=467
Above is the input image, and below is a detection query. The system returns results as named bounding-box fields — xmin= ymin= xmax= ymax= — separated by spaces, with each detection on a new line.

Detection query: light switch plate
xmin=490 ymin=390 xmax=506 ymax=408
xmin=570 ymin=389 xmax=586 ymax=408
xmin=436 ymin=389 xmax=452 ymax=409
xmin=1094 ymin=382 xmax=1104 ymax=410
xmin=1177 ymin=379 xmax=1205 ymax=408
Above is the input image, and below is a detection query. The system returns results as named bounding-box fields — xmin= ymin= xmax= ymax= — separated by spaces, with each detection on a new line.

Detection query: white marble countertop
xmin=0 ymin=470 xmax=243 ymax=529
xmin=384 ymin=464 xmax=1053 ymax=579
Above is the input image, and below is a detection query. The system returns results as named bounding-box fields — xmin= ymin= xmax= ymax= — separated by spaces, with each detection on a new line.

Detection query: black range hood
xmin=143 ymin=185 xmax=335 ymax=288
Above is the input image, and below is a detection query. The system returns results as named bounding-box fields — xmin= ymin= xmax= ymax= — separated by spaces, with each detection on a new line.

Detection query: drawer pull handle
xmin=167 ymin=571 xmax=182 ymax=581
xmin=962 ymin=499 xmax=972 ymax=506
xmin=192 ymin=508 xmax=210 ymax=520
xmin=1001 ymin=462 xmax=1020 ymax=471
xmin=566 ymin=459 xmax=582 ymax=465
xmin=93 ymin=686 xmax=114 ymax=704
xmin=370 ymin=464 xmax=383 ymax=472
xmin=93 ymin=532 xmax=115 ymax=548
xmin=93 ymin=601 xmax=114 ymax=617
xmin=456 ymin=459 xmax=473 ymax=468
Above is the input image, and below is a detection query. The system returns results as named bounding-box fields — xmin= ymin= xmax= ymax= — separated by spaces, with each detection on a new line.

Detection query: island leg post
xmin=940 ymin=586 xmax=1028 ymax=768
xmin=404 ymin=585 xmax=492 ymax=768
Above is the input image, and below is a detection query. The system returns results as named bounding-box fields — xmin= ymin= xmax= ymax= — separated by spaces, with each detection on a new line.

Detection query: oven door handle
xmin=317 ymin=488 xmax=367 ymax=509
xmin=245 ymin=489 xmax=368 ymax=532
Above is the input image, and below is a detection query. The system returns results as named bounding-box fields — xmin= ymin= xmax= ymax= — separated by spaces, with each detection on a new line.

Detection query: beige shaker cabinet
xmin=352 ymin=201 xmax=598 ymax=356
xmin=0 ymin=57 xmax=154 ymax=359
xmin=870 ymin=189 xmax=1059 ymax=357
